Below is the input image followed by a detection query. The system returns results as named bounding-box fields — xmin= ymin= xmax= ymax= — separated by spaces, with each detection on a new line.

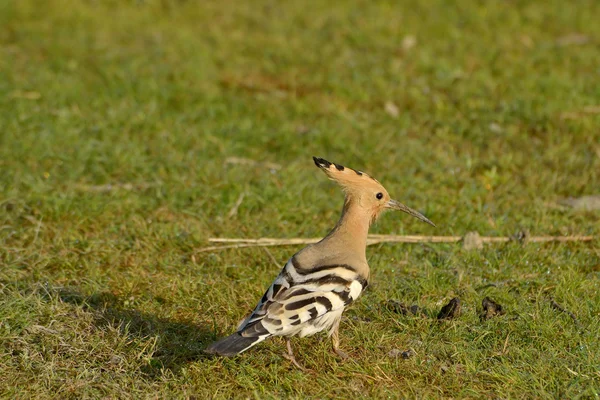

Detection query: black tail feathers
xmin=204 ymin=333 xmax=261 ymax=357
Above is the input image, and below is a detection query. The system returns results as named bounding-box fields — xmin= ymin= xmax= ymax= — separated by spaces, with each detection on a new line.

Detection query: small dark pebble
xmin=384 ymin=300 xmax=421 ymax=315
xmin=387 ymin=348 xmax=415 ymax=359
xmin=437 ymin=297 xmax=461 ymax=320
xmin=479 ymin=296 xmax=505 ymax=321
xmin=401 ymin=349 xmax=415 ymax=359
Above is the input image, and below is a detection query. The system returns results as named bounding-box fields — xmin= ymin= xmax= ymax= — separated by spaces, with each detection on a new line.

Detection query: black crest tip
xmin=313 ymin=156 xmax=332 ymax=169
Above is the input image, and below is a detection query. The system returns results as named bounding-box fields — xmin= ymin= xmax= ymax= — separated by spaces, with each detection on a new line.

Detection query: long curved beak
xmin=386 ymin=199 xmax=436 ymax=227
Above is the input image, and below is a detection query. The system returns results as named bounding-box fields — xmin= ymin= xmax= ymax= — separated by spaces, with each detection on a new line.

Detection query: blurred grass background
xmin=1 ymin=0 xmax=599 ymax=398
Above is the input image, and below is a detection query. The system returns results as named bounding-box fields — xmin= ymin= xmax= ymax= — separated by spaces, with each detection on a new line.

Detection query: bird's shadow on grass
xmin=49 ymin=287 xmax=215 ymax=378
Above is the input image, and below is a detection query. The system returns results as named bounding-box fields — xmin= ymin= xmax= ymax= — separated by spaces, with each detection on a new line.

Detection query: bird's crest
xmin=313 ymin=156 xmax=382 ymax=192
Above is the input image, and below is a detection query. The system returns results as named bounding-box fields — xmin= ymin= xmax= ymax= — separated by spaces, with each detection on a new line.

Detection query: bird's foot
xmin=282 ymin=351 xmax=310 ymax=372
xmin=283 ymin=339 xmax=312 ymax=372
xmin=332 ymin=347 xmax=349 ymax=360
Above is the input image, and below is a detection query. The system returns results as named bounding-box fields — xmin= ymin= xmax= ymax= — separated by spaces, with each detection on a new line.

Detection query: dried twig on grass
xmin=227 ymin=192 xmax=246 ymax=218
xmin=559 ymin=195 xmax=600 ymax=211
xmin=556 ymin=33 xmax=591 ymax=47
xmin=224 ymin=157 xmax=282 ymax=170
xmin=209 ymin=235 xmax=462 ymax=246
xmin=560 ymin=105 xmax=600 ymax=120
xmin=73 ymin=182 xmax=159 ymax=193
xmin=196 ymin=234 xmax=595 ymax=252
xmin=548 ymin=296 xmax=582 ymax=329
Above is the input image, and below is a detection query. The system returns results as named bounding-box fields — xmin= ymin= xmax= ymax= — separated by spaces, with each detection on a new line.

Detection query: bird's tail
xmin=204 ymin=333 xmax=265 ymax=357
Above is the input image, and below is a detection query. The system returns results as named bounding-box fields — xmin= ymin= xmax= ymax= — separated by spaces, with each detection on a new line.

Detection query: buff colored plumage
xmin=205 ymin=157 xmax=435 ymax=368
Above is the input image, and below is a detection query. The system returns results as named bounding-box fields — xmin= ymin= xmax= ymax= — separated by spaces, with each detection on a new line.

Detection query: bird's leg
xmin=282 ymin=338 xmax=307 ymax=371
xmin=330 ymin=319 xmax=349 ymax=359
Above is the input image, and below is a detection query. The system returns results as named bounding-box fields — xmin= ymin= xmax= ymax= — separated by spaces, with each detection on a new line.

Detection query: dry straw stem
xmin=196 ymin=234 xmax=595 ymax=253
xmin=224 ymin=157 xmax=282 ymax=170
xmin=72 ymin=182 xmax=160 ymax=192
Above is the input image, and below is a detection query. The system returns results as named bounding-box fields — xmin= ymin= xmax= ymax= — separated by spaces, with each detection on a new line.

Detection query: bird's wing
xmin=237 ymin=257 xmax=367 ymax=338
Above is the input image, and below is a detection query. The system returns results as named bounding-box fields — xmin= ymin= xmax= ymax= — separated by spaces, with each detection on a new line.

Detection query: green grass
xmin=1 ymin=0 xmax=600 ymax=398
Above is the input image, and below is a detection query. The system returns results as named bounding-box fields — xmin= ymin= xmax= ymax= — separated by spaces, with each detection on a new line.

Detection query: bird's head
xmin=313 ymin=156 xmax=435 ymax=226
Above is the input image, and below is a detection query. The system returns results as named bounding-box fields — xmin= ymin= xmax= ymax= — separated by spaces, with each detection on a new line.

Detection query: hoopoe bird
xmin=206 ymin=157 xmax=435 ymax=368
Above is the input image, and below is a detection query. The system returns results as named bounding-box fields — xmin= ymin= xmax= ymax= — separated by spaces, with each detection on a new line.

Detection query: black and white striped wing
xmin=237 ymin=257 xmax=367 ymax=339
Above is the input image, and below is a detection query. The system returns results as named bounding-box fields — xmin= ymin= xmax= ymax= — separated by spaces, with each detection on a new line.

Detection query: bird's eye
xmin=376 ymin=192 xmax=383 ymax=200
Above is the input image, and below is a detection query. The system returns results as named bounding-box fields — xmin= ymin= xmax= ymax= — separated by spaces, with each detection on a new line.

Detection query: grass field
xmin=1 ymin=0 xmax=600 ymax=398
